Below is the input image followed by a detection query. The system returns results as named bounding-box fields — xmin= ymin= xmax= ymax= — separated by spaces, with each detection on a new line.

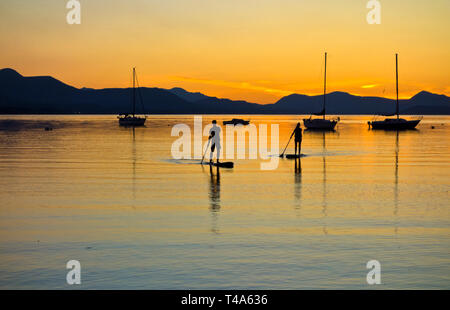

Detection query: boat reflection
xmin=301 ymin=130 xmax=331 ymax=234
xmin=321 ymin=132 xmax=328 ymax=235
xmin=129 ymin=127 xmax=137 ymax=208
xmin=394 ymin=130 xmax=399 ymax=234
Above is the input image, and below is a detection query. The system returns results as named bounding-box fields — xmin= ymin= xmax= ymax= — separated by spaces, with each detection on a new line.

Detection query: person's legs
xmin=299 ymin=139 xmax=302 ymax=155
xmin=210 ymin=143 xmax=216 ymax=163
xmin=295 ymin=141 xmax=298 ymax=155
xmin=216 ymin=146 xmax=221 ymax=163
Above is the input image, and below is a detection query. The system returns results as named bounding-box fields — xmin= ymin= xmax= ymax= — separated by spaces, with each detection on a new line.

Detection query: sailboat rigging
xmin=118 ymin=67 xmax=147 ymax=126
xmin=303 ymin=52 xmax=339 ymax=131
xmin=368 ymin=54 xmax=421 ymax=130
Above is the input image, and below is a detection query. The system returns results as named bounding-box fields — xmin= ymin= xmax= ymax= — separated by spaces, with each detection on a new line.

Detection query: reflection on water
xmin=394 ymin=131 xmax=399 ymax=235
xmin=322 ymin=132 xmax=328 ymax=235
xmin=0 ymin=115 xmax=449 ymax=289
xmin=132 ymin=127 xmax=137 ymax=204
xmin=294 ymin=157 xmax=302 ymax=212
xmin=208 ymin=164 xmax=221 ymax=234
xmin=310 ymin=132 xmax=330 ymax=235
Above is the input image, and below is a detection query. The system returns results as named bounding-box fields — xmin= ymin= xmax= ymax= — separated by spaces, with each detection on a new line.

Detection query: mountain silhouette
xmin=168 ymin=87 xmax=210 ymax=102
xmin=1 ymin=68 xmax=449 ymax=114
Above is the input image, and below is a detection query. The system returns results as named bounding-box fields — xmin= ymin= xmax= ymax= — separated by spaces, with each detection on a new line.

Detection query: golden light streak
xmin=361 ymin=84 xmax=378 ymax=89
xmin=172 ymin=76 xmax=295 ymax=97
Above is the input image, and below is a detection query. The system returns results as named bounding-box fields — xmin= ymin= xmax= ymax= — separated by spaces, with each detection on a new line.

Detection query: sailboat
xmin=118 ymin=68 xmax=147 ymax=126
xmin=368 ymin=54 xmax=421 ymax=130
xmin=303 ymin=52 xmax=339 ymax=131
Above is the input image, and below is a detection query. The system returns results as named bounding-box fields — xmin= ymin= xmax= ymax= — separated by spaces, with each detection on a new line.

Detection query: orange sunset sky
xmin=0 ymin=0 xmax=449 ymax=104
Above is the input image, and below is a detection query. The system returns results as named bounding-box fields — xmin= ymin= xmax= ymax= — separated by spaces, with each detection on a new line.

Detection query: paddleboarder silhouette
xmin=208 ymin=120 xmax=221 ymax=164
xmin=293 ymin=123 xmax=303 ymax=156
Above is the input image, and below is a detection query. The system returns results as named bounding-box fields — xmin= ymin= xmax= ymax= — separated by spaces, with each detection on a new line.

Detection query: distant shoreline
xmin=0 ymin=113 xmax=448 ymax=116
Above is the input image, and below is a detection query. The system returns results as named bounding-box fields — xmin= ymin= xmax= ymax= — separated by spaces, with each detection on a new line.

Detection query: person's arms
xmin=290 ymin=129 xmax=296 ymax=139
xmin=208 ymin=131 xmax=216 ymax=140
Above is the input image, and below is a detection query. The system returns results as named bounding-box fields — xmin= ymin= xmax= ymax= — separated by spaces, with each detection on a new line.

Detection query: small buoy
xmin=431 ymin=126 xmax=435 ymax=129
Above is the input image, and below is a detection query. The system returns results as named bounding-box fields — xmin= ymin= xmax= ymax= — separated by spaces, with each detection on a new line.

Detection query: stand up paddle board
xmin=285 ymin=154 xmax=305 ymax=159
xmin=210 ymin=162 xmax=234 ymax=168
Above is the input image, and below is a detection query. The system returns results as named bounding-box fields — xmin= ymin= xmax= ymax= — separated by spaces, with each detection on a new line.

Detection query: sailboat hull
xmin=303 ymin=118 xmax=337 ymax=130
xmin=369 ymin=119 xmax=420 ymax=130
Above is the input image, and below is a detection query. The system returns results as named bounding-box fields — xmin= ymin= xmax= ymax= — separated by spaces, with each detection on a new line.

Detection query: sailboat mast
xmin=133 ymin=67 xmax=136 ymax=117
xmin=396 ymin=54 xmax=399 ymax=119
xmin=323 ymin=52 xmax=327 ymax=120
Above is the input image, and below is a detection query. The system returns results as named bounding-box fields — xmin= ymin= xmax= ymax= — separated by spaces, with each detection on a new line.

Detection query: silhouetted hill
xmin=267 ymin=90 xmax=450 ymax=115
xmin=0 ymin=68 xmax=79 ymax=113
xmin=0 ymin=69 xmax=193 ymax=114
xmin=1 ymin=68 xmax=449 ymax=114
xmin=168 ymin=87 xmax=210 ymax=102
xmin=403 ymin=91 xmax=450 ymax=114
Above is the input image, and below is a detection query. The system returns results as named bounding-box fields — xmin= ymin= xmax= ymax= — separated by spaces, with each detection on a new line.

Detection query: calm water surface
xmin=0 ymin=115 xmax=449 ymax=289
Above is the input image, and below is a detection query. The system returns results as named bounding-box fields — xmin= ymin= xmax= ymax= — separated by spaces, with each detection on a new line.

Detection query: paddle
xmin=280 ymin=130 xmax=295 ymax=158
xmin=200 ymin=138 xmax=233 ymax=168
xmin=200 ymin=138 xmax=211 ymax=165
